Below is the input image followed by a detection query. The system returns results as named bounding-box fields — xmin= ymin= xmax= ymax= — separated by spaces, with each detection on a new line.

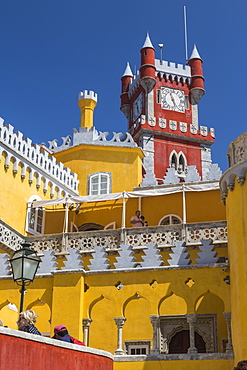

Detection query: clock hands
xmin=170 ymin=92 xmax=178 ymax=108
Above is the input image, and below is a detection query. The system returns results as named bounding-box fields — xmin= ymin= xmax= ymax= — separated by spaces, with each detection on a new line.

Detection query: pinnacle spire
xmin=122 ymin=62 xmax=133 ymax=77
xmin=141 ymin=32 xmax=154 ymax=49
xmin=189 ymin=44 xmax=202 ymax=61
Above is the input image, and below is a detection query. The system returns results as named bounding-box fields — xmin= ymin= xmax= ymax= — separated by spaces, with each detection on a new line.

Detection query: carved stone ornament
xmin=180 ymin=122 xmax=187 ymax=133
xmin=159 ymin=314 xmax=217 ymax=354
xmin=159 ymin=118 xmax=166 ymax=128
xmin=190 ymin=124 xmax=197 ymax=135
xmin=169 ymin=120 xmax=177 ymax=131
xmin=148 ymin=116 xmax=156 ymax=127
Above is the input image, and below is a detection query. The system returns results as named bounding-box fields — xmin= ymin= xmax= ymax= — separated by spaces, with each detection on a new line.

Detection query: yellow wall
xmin=53 ymin=145 xmax=144 ymax=195
xmin=68 ymin=188 xmax=226 ymax=231
xmin=84 ymin=267 xmax=230 ymax=354
xmin=0 ymin=265 xmax=230 ymax=351
xmin=0 ymin=155 xmax=54 ymax=235
xmin=114 ymin=359 xmax=234 ymax=370
xmin=225 ymin=176 xmax=247 ymax=363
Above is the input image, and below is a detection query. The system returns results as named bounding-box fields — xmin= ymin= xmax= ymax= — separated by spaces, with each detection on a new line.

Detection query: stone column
xmin=223 ymin=312 xmax=233 ymax=353
xmin=149 ymin=315 xmax=160 ymax=354
xmin=187 ymin=314 xmax=198 ymax=353
xmin=82 ymin=318 xmax=92 ymax=346
xmin=114 ymin=317 xmax=126 ymax=355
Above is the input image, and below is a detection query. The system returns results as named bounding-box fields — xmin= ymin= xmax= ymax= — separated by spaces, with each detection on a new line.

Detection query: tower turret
xmin=188 ymin=44 xmax=205 ymax=104
xmin=140 ymin=33 xmax=156 ymax=93
xmin=120 ymin=62 xmax=133 ymax=119
xmin=78 ymin=90 xmax=98 ymax=130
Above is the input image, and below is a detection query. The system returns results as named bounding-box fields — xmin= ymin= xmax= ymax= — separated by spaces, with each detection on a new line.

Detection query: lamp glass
xmin=10 ymin=246 xmax=41 ymax=282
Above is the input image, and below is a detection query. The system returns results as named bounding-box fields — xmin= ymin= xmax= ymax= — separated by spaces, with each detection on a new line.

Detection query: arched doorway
xmin=169 ymin=330 xmax=206 ymax=354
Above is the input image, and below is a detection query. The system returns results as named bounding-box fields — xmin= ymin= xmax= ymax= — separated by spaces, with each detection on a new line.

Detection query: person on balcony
xmin=53 ymin=325 xmax=85 ymax=346
xmin=17 ymin=310 xmax=41 ymax=335
xmin=130 ymin=210 xmax=144 ymax=227
xmin=140 ymin=215 xmax=148 ymax=227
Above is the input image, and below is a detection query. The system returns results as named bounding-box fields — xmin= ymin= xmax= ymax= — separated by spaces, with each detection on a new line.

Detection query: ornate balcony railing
xmin=24 ymin=221 xmax=227 ymax=255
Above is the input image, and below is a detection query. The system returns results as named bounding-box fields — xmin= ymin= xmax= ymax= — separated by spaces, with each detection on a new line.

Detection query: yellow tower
xmin=78 ymin=90 xmax=98 ymax=129
xmin=220 ymin=131 xmax=247 ymax=366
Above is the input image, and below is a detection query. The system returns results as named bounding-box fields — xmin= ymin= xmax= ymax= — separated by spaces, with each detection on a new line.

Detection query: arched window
xmin=171 ymin=153 xmax=177 ymax=169
xmin=169 ymin=151 xmax=187 ymax=176
xmin=177 ymin=153 xmax=186 ymax=174
xmin=26 ymin=195 xmax=45 ymax=235
xmin=88 ymin=172 xmax=111 ymax=196
xmin=158 ymin=214 xmax=182 ymax=226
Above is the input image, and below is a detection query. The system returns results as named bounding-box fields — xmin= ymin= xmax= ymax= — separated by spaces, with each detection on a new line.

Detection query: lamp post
xmin=9 ymin=242 xmax=41 ymax=313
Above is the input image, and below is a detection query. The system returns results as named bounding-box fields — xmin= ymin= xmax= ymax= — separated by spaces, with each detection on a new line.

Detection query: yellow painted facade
xmin=0 ymin=93 xmax=241 ymax=370
xmin=53 ymin=144 xmax=144 ymax=195
xmin=220 ymin=153 xmax=247 ymax=365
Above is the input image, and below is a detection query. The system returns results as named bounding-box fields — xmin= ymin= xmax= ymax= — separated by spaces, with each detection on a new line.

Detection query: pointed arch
xmin=177 ymin=151 xmax=187 ymax=174
xmin=169 ymin=150 xmax=178 ymax=170
xmin=158 ymin=292 xmax=187 ymax=315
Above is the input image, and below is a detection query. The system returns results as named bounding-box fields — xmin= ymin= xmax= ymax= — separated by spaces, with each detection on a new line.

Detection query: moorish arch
xmin=195 ymin=290 xmax=227 ymax=353
xmin=0 ymin=300 xmax=18 ymax=329
xmin=27 ymin=299 xmax=51 ymax=336
xmin=89 ymin=295 xmax=116 ymax=353
xmin=158 ymin=292 xmax=187 ymax=315
xmin=123 ymin=293 xmax=152 ymax=341
xmin=195 ymin=290 xmax=225 ymax=314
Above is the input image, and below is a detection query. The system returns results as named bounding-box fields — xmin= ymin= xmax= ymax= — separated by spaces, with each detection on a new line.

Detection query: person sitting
xmin=235 ymin=361 xmax=247 ymax=369
xmin=130 ymin=210 xmax=143 ymax=227
xmin=17 ymin=310 xmax=41 ymax=335
xmin=53 ymin=325 xmax=85 ymax=346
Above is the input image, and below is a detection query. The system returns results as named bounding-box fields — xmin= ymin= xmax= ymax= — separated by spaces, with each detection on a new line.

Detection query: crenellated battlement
xmin=78 ymin=90 xmax=98 ymax=103
xmin=46 ymin=126 xmax=137 ymax=153
xmin=0 ymin=118 xmax=79 ymax=196
xmin=155 ymin=59 xmax=191 ymax=77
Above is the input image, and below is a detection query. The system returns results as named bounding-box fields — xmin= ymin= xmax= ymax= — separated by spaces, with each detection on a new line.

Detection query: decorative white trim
xmin=169 ymin=121 xmax=177 ymax=131
xmin=159 ymin=118 xmax=166 ymax=128
xmin=148 ymin=116 xmax=156 ymax=127
xmin=180 ymin=122 xmax=187 ymax=133
xmin=200 ymin=126 xmax=208 ymax=137
xmin=190 ymin=124 xmax=197 ymax=135
xmin=47 ymin=126 xmax=137 ymax=153
xmin=0 ymin=118 xmax=79 ymax=196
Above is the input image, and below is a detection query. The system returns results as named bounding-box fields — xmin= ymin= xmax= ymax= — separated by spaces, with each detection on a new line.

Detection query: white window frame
xmin=125 ymin=340 xmax=151 ymax=355
xmin=158 ymin=214 xmax=182 ymax=226
xmin=88 ymin=172 xmax=111 ymax=196
xmin=26 ymin=195 xmax=45 ymax=235
xmin=169 ymin=150 xmax=187 ymax=176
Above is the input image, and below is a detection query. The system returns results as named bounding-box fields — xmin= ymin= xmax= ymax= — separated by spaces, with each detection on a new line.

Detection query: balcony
xmin=22 ymin=221 xmax=228 ymax=268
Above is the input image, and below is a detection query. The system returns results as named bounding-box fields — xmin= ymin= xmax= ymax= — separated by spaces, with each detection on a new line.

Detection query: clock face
xmin=133 ymin=93 xmax=143 ymax=122
xmin=161 ymin=87 xmax=185 ymax=112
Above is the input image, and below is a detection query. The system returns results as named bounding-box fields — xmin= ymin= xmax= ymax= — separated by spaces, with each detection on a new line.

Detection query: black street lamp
xmin=9 ymin=242 xmax=41 ymax=312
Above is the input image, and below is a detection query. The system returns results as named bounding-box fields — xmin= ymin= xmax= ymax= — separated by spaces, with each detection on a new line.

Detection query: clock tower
xmin=120 ymin=34 xmax=218 ymax=185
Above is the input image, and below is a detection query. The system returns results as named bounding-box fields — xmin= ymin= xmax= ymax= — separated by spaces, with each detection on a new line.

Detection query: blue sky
xmin=0 ymin=0 xmax=246 ymax=172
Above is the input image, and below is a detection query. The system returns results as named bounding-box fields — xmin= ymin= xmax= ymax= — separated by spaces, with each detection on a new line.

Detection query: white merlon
xmin=122 ymin=62 xmax=133 ymax=77
xmin=0 ymin=118 xmax=79 ymax=196
xmin=142 ymin=32 xmax=154 ymax=49
xmin=189 ymin=44 xmax=202 ymax=61
xmin=78 ymin=90 xmax=97 ymax=103
xmin=155 ymin=60 xmax=191 ymax=78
